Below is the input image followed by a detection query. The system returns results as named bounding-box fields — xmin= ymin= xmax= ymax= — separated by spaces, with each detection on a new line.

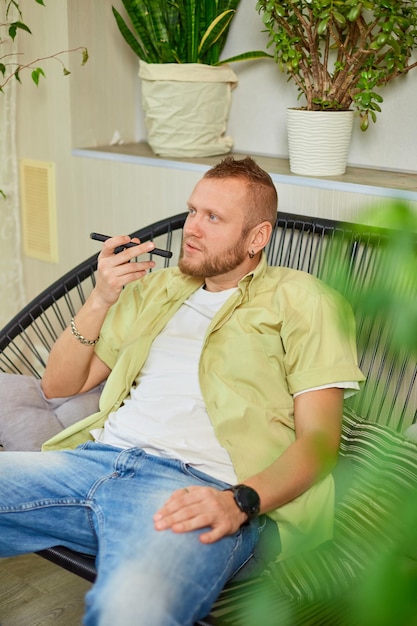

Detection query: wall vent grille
xmin=20 ymin=159 xmax=58 ymax=263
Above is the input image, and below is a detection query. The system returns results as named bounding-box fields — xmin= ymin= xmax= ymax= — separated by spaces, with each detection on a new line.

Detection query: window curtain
xmin=0 ymin=3 xmax=26 ymax=329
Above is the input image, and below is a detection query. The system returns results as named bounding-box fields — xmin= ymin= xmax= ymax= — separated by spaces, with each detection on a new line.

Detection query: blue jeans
xmin=0 ymin=442 xmax=259 ymax=625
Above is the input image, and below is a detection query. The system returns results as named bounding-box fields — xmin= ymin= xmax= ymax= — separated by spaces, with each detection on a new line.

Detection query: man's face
xmin=179 ymin=177 xmax=253 ymax=283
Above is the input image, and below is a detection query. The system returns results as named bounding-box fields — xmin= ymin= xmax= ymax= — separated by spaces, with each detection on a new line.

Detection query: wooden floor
xmin=0 ymin=554 xmax=91 ymax=625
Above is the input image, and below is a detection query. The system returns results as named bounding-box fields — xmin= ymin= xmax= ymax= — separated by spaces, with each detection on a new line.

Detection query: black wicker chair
xmin=1 ymin=211 xmax=416 ymax=625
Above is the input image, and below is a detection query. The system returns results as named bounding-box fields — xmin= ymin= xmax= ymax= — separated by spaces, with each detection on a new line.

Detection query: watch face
xmin=235 ymin=485 xmax=260 ymax=519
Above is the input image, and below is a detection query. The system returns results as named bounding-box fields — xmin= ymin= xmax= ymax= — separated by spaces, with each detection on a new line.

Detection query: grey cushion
xmin=0 ymin=373 xmax=103 ymax=451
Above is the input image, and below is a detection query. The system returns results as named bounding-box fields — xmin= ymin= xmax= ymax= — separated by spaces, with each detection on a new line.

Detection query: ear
xmin=248 ymin=221 xmax=273 ymax=253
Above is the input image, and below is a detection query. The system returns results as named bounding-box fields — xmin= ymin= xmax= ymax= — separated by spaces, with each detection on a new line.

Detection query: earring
xmin=248 ymin=249 xmax=255 ymax=259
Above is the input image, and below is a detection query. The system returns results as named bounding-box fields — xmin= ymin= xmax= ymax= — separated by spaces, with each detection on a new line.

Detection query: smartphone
xmin=90 ymin=232 xmax=173 ymax=258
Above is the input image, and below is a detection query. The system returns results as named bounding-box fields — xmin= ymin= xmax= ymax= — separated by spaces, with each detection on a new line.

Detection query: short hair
xmin=203 ymin=156 xmax=278 ymax=231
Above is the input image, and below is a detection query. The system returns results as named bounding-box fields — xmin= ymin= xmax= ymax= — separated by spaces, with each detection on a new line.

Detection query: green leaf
xmin=9 ymin=21 xmax=32 ymax=40
xmin=333 ymin=11 xmax=346 ymax=26
xmin=369 ymin=102 xmax=382 ymax=112
xmin=219 ymin=50 xmax=273 ymax=65
xmin=377 ymin=33 xmax=388 ymax=46
xmin=370 ymin=92 xmax=383 ymax=103
xmin=81 ymin=48 xmax=89 ymax=66
xmin=0 ymin=63 xmax=5 ymax=77
xmin=347 ymin=4 xmax=362 ymax=22
xmin=63 ymin=67 xmax=71 ymax=76
xmin=317 ymin=18 xmax=329 ymax=36
xmin=8 ymin=24 xmax=17 ymax=40
xmin=183 ymin=0 xmax=201 ymax=63
xmin=388 ymin=36 xmax=400 ymax=55
xmin=198 ymin=10 xmax=235 ymax=62
xmin=112 ymin=5 xmax=151 ymax=62
xmin=382 ymin=21 xmax=393 ymax=34
xmin=31 ymin=67 xmax=46 ymax=86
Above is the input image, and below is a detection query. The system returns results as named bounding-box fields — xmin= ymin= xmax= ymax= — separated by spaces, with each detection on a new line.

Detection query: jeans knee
xmin=85 ymin=562 xmax=199 ymax=626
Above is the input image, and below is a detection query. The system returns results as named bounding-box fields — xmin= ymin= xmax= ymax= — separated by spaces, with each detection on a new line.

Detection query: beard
xmin=179 ymin=236 xmax=248 ymax=278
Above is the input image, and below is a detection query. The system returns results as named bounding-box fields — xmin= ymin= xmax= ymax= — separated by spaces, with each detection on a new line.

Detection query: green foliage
xmin=8 ymin=20 xmax=31 ymax=39
xmin=349 ymin=494 xmax=417 ymax=626
xmin=256 ymin=0 xmax=417 ymax=130
xmin=30 ymin=65 xmax=44 ymax=85
xmin=112 ymin=0 xmax=270 ymax=65
xmin=0 ymin=0 xmax=88 ymax=92
xmin=326 ymin=201 xmax=417 ymax=357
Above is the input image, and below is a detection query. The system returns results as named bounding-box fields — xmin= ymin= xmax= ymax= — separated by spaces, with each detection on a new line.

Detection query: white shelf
xmin=73 ymin=143 xmax=417 ymax=202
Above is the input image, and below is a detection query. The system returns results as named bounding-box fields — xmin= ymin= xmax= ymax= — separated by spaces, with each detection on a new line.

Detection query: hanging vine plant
xmin=0 ymin=0 xmax=88 ymax=198
xmin=0 ymin=0 xmax=88 ymax=92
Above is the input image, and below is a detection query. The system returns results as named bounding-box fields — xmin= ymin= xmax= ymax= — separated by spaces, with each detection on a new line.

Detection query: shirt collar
xmin=237 ymin=252 xmax=268 ymax=300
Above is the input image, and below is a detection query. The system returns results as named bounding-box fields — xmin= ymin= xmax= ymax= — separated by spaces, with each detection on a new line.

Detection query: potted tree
xmin=112 ymin=0 xmax=267 ymax=158
xmin=256 ymin=0 xmax=417 ymax=176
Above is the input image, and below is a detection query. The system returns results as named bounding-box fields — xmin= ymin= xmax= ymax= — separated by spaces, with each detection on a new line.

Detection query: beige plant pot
xmin=139 ymin=61 xmax=238 ymax=158
xmin=286 ymin=109 xmax=354 ymax=176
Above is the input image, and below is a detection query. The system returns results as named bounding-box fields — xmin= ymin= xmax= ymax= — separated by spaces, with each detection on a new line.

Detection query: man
xmin=0 ymin=157 xmax=364 ymax=625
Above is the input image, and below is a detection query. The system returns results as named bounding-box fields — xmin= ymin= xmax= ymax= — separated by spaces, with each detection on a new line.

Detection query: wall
xmin=12 ymin=0 xmax=417 ymax=309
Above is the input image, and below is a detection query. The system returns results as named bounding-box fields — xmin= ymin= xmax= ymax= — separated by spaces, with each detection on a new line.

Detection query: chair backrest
xmin=0 ymin=211 xmax=415 ymax=432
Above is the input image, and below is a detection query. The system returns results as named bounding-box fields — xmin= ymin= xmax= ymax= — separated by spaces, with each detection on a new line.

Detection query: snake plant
xmin=112 ymin=0 xmax=268 ymax=65
xmin=0 ymin=0 xmax=88 ymax=92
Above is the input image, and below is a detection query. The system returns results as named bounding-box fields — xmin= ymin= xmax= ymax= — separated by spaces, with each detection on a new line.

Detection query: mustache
xmin=182 ymin=237 xmax=204 ymax=252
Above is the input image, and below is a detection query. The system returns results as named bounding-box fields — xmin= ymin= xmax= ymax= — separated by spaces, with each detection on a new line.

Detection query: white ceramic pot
xmin=139 ymin=61 xmax=238 ymax=158
xmin=286 ymin=109 xmax=354 ymax=176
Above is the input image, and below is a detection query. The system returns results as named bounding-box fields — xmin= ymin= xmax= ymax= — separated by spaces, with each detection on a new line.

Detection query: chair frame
xmin=1 ymin=210 xmax=416 ymax=624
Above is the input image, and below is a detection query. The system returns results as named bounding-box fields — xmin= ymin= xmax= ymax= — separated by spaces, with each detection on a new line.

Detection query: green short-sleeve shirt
xmin=44 ymin=254 xmax=364 ymax=558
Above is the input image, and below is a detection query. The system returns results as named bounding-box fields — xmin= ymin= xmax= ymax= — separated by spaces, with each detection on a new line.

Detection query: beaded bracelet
xmin=70 ymin=317 xmax=99 ymax=346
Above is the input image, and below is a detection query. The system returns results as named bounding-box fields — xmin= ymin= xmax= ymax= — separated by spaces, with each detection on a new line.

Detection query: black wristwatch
xmin=225 ymin=484 xmax=260 ymax=524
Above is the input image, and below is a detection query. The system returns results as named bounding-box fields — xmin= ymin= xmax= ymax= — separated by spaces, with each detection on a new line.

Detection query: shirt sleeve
xmin=280 ymin=279 xmax=365 ymax=395
xmin=293 ymin=381 xmax=360 ymax=398
xmin=94 ymin=281 xmax=143 ymax=370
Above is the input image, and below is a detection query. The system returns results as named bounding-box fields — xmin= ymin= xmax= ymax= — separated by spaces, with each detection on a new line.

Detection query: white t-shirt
xmin=92 ymin=286 xmax=239 ymax=483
